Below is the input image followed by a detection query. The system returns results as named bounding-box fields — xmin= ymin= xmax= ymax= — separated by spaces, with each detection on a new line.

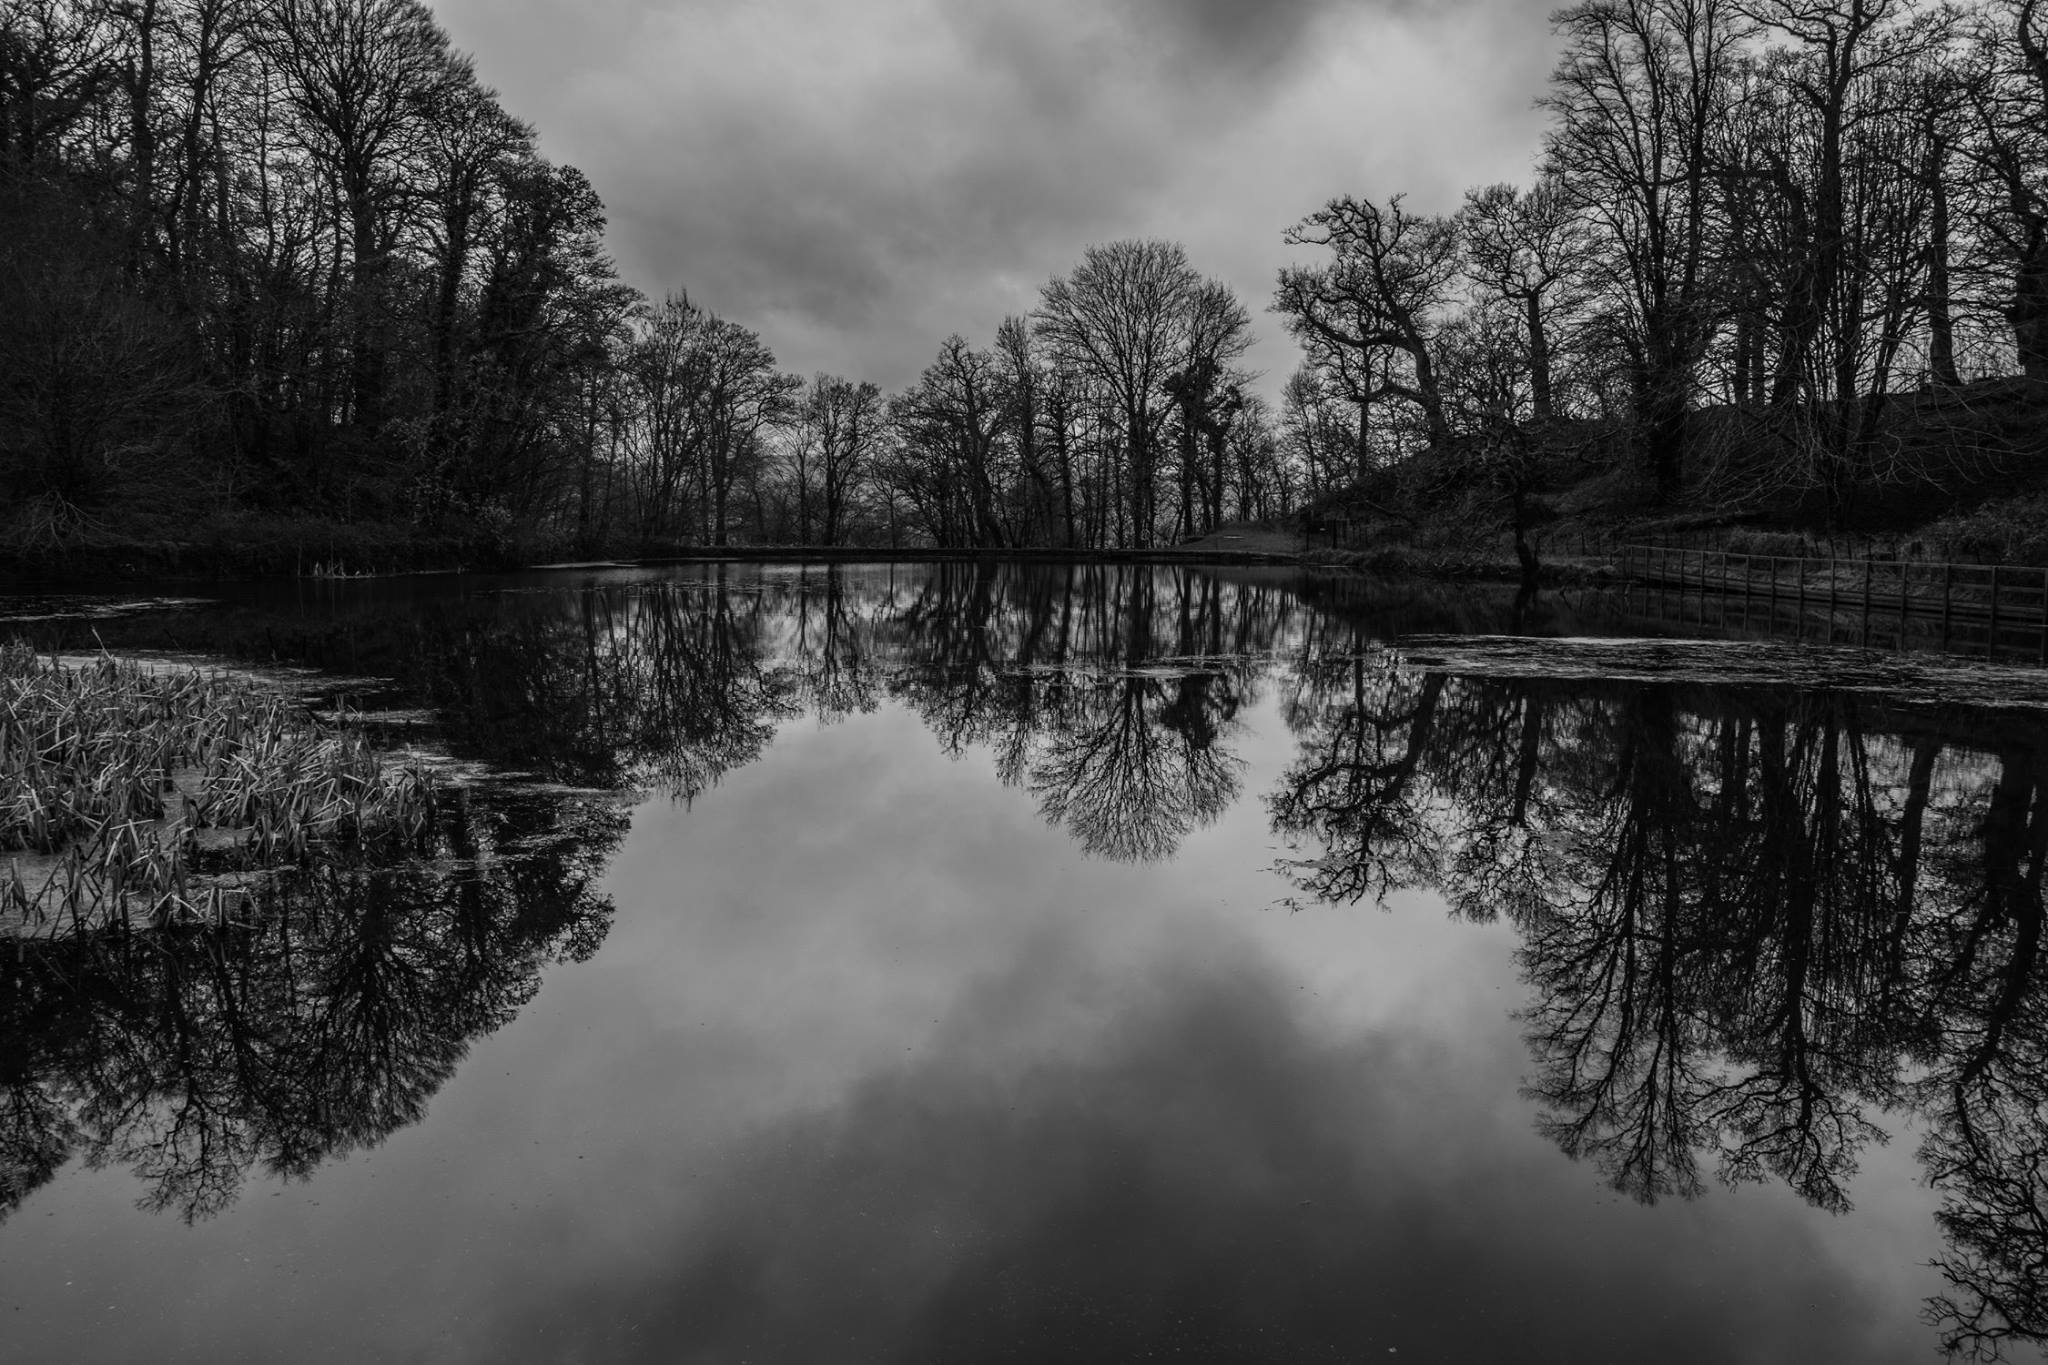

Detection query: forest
xmin=2 ymin=0 xmax=2047 ymax=571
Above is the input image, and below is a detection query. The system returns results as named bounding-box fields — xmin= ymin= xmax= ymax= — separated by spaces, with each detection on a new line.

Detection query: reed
xmin=0 ymin=642 xmax=436 ymax=932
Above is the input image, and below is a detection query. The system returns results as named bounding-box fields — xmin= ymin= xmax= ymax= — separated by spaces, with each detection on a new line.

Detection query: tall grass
xmin=0 ymin=642 xmax=436 ymax=931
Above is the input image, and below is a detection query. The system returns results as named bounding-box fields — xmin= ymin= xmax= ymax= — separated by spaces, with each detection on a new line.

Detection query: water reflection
xmin=1272 ymin=658 xmax=2048 ymax=1359
xmin=15 ymin=562 xmax=2048 ymax=1359
xmin=885 ymin=566 xmax=1265 ymax=859
xmin=72 ymin=566 xmax=1296 ymax=859
xmin=0 ymin=788 xmax=622 ymax=1223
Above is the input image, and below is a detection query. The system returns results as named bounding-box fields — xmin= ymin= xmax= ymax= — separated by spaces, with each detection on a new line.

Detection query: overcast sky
xmin=433 ymin=0 xmax=1560 ymax=396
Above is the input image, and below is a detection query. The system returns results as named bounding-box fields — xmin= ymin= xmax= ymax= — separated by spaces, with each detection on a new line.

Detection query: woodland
xmin=4 ymin=0 xmax=2048 ymax=574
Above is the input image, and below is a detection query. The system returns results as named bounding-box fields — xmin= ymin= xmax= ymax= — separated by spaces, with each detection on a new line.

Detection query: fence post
xmin=1898 ymin=558 xmax=1909 ymax=646
xmin=1862 ymin=555 xmax=1873 ymax=647
xmin=1990 ymin=565 xmax=2002 ymax=659
xmin=1942 ymin=560 xmax=1953 ymax=652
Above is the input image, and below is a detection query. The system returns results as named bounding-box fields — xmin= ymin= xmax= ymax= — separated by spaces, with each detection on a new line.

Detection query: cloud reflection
xmin=468 ymin=940 xmax=1914 ymax=1364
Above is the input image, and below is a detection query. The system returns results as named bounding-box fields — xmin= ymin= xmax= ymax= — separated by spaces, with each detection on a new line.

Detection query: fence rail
xmin=1616 ymin=543 xmax=2048 ymax=664
xmin=1304 ymin=520 xmax=2048 ymax=664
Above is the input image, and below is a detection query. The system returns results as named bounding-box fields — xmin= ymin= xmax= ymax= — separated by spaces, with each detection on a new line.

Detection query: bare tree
xmin=1462 ymin=177 xmax=1590 ymax=422
xmin=1036 ymin=240 xmax=1210 ymax=549
xmin=796 ymin=373 xmax=884 ymax=545
xmin=264 ymin=0 xmax=454 ymax=429
xmin=1544 ymin=0 xmax=1747 ymax=498
xmin=890 ymin=334 xmax=1009 ymax=547
xmin=1276 ymin=194 xmax=1462 ymax=451
xmin=1961 ymin=0 xmax=2048 ymax=380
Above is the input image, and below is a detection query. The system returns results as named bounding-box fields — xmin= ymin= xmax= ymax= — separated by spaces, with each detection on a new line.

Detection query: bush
xmin=1920 ymin=495 xmax=2048 ymax=567
xmin=1724 ymin=529 xmax=1816 ymax=558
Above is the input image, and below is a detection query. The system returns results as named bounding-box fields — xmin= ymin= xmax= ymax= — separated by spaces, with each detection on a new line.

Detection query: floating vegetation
xmin=0 ymin=596 xmax=210 ymax=625
xmin=0 ymin=642 xmax=437 ymax=933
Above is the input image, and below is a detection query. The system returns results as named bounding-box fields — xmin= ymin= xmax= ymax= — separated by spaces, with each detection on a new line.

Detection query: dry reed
xmin=0 ymin=642 xmax=436 ymax=932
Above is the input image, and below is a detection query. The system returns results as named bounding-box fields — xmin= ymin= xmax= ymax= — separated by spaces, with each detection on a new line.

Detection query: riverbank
xmin=0 ymin=514 xmax=512 ymax=587
xmin=1299 ymin=544 xmax=1623 ymax=587
xmin=0 ymin=517 xmax=1316 ymax=588
xmin=14 ymin=504 xmax=2013 ymax=596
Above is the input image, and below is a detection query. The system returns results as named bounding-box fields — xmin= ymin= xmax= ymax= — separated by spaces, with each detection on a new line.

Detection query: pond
xmin=3 ymin=562 xmax=2045 ymax=1363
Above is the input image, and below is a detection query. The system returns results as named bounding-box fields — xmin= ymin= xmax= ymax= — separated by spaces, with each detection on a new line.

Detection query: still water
xmin=3 ymin=562 xmax=2046 ymax=1363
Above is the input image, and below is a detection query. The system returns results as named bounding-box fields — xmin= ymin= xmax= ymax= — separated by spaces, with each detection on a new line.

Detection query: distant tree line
xmin=616 ymin=244 xmax=1296 ymax=552
xmin=6 ymin=0 xmax=2046 ymax=562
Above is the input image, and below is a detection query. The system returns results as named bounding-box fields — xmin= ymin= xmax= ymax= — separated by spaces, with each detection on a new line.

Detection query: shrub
xmin=1920 ymin=495 xmax=2048 ymax=566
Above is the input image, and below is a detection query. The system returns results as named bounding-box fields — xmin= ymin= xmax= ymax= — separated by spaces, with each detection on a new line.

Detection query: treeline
xmin=618 ymin=249 xmax=1293 ymax=551
xmin=0 ymin=0 xmax=638 ymax=554
xmin=0 ymin=1 xmax=1296 ymax=560
xmin=1278 ymin=0 xmax=2048 ymax=522
xmin=8 ymin=0 xmax=2048 ymax=566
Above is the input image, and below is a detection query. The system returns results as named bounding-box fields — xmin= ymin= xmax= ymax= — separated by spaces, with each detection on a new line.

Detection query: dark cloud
xmin=1133 ymin=0 xmax=1348 ymax=84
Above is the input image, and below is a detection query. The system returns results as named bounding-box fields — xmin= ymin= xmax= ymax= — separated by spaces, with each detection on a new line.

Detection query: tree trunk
xmin=2010 ymin=224 xmax=2048 ymax=382
xmin=1356 ymin=386 xmax=1371 ymax=484
xmin=1927 ymin=142 xmax=1959 ymax=387
xmin=1526 ymin=292 xmax=1553 ymax=422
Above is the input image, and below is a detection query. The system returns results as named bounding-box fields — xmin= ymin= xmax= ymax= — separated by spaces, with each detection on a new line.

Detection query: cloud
xmin=433 ymin=0 xmax=1559 ymax=395
xmin=1133 ymin=0 xmax=1350 ymax=84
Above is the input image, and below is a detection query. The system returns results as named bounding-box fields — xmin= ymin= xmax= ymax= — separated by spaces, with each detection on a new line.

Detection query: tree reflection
xmin=0 ymin=790 xmax=623 ymax=1223
xmin=884 ymin=565 xmax=1271 ymax=861
xmin=1274 ymin=654 xmax=2048 ymax=1359
xmin=1913 ymin=743 xmax=2048 ymax=1361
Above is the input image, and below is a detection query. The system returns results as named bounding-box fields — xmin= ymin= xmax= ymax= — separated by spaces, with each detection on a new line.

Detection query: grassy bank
xmin=0 ymin=512 xmax=542 ymax=584
xmin=1298 ymin=544 xmax=1621 ymax=586
xmin=1303 ymin=379 xmax=2048 ymax=579
xmin=1 ymin=644 xmax=435 ymax=931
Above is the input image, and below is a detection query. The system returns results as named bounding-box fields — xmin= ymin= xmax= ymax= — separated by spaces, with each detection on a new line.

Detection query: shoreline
xmin=0 ymin=538 xmax=1318 ymax=592
xmin=0 ymin=544 xmax=1613 ymax=595
xmin=0 ymin=526 xmax=1744 ymax=595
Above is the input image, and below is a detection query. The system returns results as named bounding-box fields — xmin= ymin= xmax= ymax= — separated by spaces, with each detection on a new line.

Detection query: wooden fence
xmin=1617 ymin=543 xmax=2048 ymax=664
xmin=1303 ymin=520 xmax=2048 ymax=663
